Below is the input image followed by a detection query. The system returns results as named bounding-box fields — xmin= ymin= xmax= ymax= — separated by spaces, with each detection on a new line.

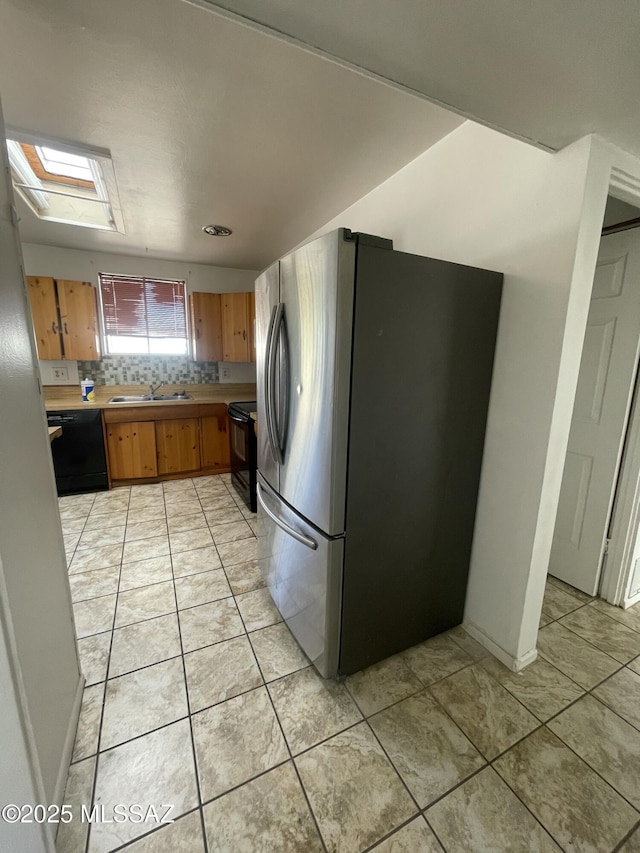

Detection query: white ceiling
xmin=0 ymin=0 xmax=463 ymax=269
xmin=202 ymin=0 xmax=640 ymax=154
xmin=5 ymin=1 xmax=638 ymax=271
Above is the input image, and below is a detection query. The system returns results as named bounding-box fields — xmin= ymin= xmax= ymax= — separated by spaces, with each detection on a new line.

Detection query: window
xmin=34 ymin=146 xmax=94 ymax=183
xmin=5 ymin=130 xmax=124 ymax=234
xmin=99 ymin=274 xmax=188 ymax=355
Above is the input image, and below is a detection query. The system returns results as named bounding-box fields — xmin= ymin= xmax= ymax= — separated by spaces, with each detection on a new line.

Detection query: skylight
xmin=6 ymin=130 xmax=125 ymax=234
xmin=35 ymin=146 xmax=94 ymax=184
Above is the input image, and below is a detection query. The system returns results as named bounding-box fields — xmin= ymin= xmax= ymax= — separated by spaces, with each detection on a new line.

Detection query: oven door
xmin=229 ymin=411 xmax=256 ymax=510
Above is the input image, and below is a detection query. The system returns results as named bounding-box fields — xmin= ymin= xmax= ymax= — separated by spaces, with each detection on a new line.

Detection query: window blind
xmin=99 ymin=274 xmax=187 ymax=340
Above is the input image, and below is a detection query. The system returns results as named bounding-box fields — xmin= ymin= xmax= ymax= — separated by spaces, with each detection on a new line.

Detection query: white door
xmin=550 ymin=230 xmax=640 ymax=594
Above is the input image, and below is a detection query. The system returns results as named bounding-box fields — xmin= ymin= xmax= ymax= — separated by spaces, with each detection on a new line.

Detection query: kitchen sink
xmin=108 ymin=394 xmax=193 ymax=403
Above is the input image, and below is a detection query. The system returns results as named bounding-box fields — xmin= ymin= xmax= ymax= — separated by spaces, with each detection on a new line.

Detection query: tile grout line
xmin=554 ymin=606 xmax=640 ymax=650
xmin=489 ymin=722 xmax=640 ymax=851
xmin=613 ymin=818 xmax=640 ymax=852
xmin=189 ymin=476 xmax=301 ymax=847
xmin=57 ymin=492 xmax=95 ymax=852
xmin=67 ymin=479 xmax=246 ymax=851
xmin=479 ymin=651 xmax=640 ymax=848
xmin=83 ymin=487 xmax=131 ymax=853
xmin=106 ymin=807 xmax=203 ymax=853
xmin=420 ymin=628 xmax=640 ymax=846
xmin=360 ymin=813 xmax=436 ymax=853
xmin=164 ymin=488 xmax=211 ymax=853
xmin=205 ymin=554 xmax=330 ymax=853
xmin=414 ymin=695 xmax=577 ymax=851
xmin=65 ymin=489 xmax=640 ymax=851
xmin=541 ymin=593 xmax=640 ymax=640
xmin=164 ymin=476 xmax=259 ymax=848
xmin=419 ymin=675 xmax=550 ymax=808
xmin=379 ymin=650 xmax=594 ymax=849
xmin=257 ymin=658 xmax=330 ymax=853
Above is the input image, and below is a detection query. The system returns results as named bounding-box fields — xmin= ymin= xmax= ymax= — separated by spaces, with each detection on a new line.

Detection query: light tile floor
xmin=56 ymin=478 xmax=640 ymax=852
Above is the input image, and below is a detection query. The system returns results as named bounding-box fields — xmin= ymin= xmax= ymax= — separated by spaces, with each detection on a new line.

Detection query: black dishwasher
xmin=47 ymin=410 xmax=108 ymax=495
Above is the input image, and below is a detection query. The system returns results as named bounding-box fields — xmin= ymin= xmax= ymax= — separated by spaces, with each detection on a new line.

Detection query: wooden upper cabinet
xmin=222 ymin=292 xmax=255 ymax=363
xmin=190 ymin=292 xmax=223 ymax=362
xmin=56 ymin=280 xmax=101 ymax=361
xmin=26 ymin=276 xmax=62 ymax=360
xmin=26 ymin=276 xmax=100 ymax=361
xmin=155 ymin=418 xmax=201 ymax=475
xmin=190 ymin=290 xmax=256 ymax=363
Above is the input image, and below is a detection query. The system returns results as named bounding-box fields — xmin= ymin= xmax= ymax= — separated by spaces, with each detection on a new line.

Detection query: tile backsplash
xmin=77 ymin=356 xmax=219 ymax=386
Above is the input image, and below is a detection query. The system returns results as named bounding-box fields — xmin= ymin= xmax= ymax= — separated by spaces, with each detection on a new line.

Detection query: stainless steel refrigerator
xmin=256 ymin=228 xmax=502 ymax=678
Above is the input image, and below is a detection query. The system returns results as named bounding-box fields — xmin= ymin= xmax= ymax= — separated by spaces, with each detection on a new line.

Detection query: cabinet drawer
xmin=103 ymin=404 xmax=201 ymax=423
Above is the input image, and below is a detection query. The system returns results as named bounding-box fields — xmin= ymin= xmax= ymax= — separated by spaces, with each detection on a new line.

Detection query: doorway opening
xmin=548 ymin=193 xmax=640 ymax=607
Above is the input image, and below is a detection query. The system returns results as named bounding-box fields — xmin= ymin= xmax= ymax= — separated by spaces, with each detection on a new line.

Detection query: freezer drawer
xmin=256 ymin=475 xmax=343 ymax=678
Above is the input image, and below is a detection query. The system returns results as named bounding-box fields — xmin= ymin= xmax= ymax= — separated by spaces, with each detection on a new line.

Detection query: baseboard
xmin=52 ymin=673 xmax=85 ymax=807
xmin=462 ymin=619 xmax=538 ymax=672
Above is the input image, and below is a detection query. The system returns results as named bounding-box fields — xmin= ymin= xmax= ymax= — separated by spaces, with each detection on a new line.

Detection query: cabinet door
xmin=57 ymin=280 xmax=101 ymax=361
xmin=156 ymin=418 xmax=201 ymax=475
xmin=201 ymin=408 xmax=231 ymax=470
xmin=26 ymin=276 xmax=62 ymax=360
xmin=106 ymin=422 xmax=157 ymax=480
xmin=221 ymin=292 xmax=250 ymax=362
xmin=190 ymin=292 xmax=223 ymax=362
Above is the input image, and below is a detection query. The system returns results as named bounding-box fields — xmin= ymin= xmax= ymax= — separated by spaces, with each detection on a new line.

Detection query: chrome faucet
xmin=149 ymin=381 xmax=164 ymax=397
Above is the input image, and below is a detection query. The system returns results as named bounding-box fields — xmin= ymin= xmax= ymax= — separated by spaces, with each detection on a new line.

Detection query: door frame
xmin=596 ymin=164 xmax=640 ymax=606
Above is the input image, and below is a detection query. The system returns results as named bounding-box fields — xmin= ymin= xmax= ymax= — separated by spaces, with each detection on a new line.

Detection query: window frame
xmin=98 ymin=272 xmax=190 ymax=357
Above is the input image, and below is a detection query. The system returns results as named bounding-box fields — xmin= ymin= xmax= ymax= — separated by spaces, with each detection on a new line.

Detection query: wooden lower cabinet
xmin=106 ymin=421 xmax=158 ymax=480
xmin=103 ymin=403 xmax=232 ymax=483
xmin=156 ymin=418 xmax=201 ymax=475
xmin=201 ymin=409 xmax=231 ymax=470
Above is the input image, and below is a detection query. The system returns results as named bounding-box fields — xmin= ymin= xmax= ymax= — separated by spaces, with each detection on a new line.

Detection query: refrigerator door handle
xmin=264 ymin=304 xmax=281 ymax=464
xmin=257 ymin=483 xmax=318 ymax=550
xmin=267 ymin=302 xmax=285 ymax=464
xmin=273 ymin=302 xmax=289 ymax=458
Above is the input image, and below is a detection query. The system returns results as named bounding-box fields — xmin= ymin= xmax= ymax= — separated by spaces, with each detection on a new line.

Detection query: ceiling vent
xmin=202 ymin=224 xmax=232 ymax=236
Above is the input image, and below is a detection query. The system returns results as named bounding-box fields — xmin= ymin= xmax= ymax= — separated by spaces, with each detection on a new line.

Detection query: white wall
xmin=312 ymin=122 xmax=610 ymax=668
xmin=0 ymin=113 xmax=80 ymax=850
xmin=0 ymin=566 xmax=54 ymax=853
xmin=21 ymin=243 xmax=258 ymax=295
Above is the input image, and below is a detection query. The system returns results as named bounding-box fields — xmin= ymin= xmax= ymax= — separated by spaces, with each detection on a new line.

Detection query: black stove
xmin=227 ymin=400 xmax=256 ymax=419
xmin=227 ymin=401 xmax=257 ymax=512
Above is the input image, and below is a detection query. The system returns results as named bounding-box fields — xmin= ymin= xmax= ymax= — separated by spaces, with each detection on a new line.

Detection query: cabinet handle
xmin=51 ymin=321 xmax=58 ymax=334
xmin=242 ymin=330 xmax=246 ymax=340
xmin=64 ymin=322 xmax=68 ymax=335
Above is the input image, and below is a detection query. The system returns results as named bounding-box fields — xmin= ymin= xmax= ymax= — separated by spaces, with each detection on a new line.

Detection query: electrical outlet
xmin=220 ymin=366 xmax=231 ymax=380
xmin=53 ymin=367 xmax=69 ymax=380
